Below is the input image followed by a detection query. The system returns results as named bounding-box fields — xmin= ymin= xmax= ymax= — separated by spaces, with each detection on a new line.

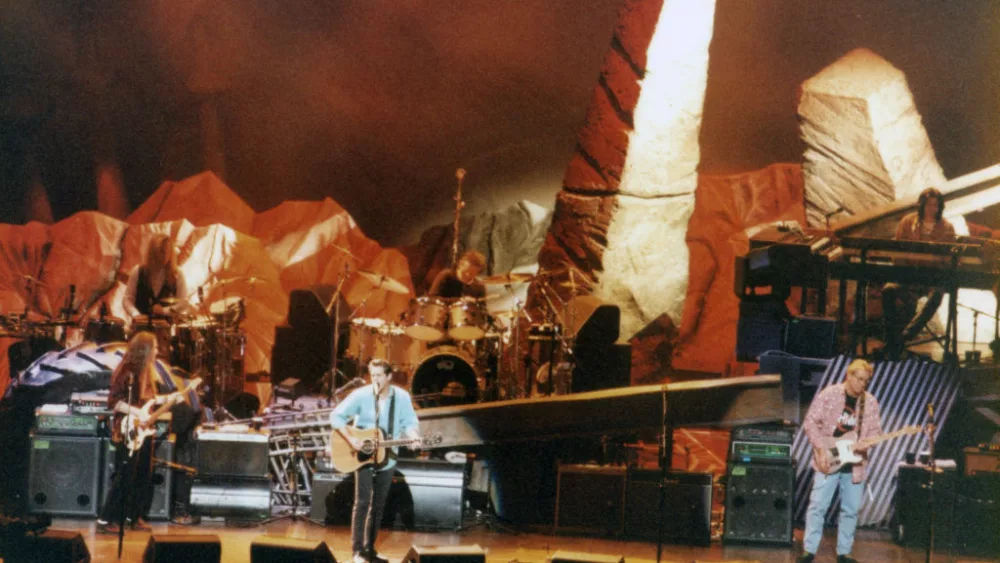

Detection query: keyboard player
xmin=881 ymin=187 xmax=957 ymax=359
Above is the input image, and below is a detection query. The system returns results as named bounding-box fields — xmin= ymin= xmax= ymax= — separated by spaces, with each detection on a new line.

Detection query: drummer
xmin=123 ymin=234 xmax=190 ymax=320
xmin=428 ymin=250 xmax=487 ymax=299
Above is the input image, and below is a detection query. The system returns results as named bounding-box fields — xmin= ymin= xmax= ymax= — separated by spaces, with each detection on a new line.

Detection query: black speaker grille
xmin=723 ymin=463 xmax=794 ymax=545
xmin=28 ymin=435 xmax=103 ymax=517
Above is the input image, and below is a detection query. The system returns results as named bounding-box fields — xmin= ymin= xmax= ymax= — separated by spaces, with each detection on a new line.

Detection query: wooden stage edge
xmin=42 ymin=517 xmax=996 ymax=563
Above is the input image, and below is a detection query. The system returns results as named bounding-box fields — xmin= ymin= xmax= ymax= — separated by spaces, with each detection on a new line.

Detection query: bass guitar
xmin=120 ymin=377 xmax=202 ymax=456
xmin=817 ymin=425 xmax=922 ymax=474
xmin=329 ymin=426 xmax=443 ymax=473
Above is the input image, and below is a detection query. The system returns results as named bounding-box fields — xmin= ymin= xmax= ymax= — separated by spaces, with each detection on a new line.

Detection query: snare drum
xmin=405 ymin=297 xmax=447 ymax=341
xmin=447 ymin=298 xmax=487 ymax=341
xmin=410 ymin=346 xmax=479 ymax=407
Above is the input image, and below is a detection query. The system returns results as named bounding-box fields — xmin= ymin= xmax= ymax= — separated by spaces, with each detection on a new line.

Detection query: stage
xmin=33 ymin=517 xmax=999 ymax=563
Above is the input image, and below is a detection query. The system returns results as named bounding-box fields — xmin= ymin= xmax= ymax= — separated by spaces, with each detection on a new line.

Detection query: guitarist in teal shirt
xmin=330 ymin=358 xmax=421 ymax=563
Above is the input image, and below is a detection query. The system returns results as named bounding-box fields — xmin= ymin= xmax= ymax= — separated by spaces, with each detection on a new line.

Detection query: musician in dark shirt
xmin=96 ymin=332 xmax=179 ymax=534
xmin=881 ymin=187 xmax=957 ymax=359
xmin=428 ymin=250 xmax=487 ymax=299
xmin=124 ymin=234 xmax=188 ymax=319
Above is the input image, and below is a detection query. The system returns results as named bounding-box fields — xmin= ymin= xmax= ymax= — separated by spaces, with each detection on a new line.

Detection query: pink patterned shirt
xmin=803 ymin=383 xmax=883 ymax=483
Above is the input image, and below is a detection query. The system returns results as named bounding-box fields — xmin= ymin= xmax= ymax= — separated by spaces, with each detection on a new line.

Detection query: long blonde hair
xmin=119 ymin=332 xmax=158 ymax=400
xmin=144 ymin=234 xmax=178 ymax=287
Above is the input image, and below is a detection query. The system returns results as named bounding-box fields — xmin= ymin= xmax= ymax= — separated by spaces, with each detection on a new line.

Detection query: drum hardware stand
xmin=261 ymin=428 xmax=325 ymax=526
xmin=451 ymin=168 xmax=466 ymax=267
xmin=534 ymin=278 xmax=574 ymax=396
xmin=501 ymin=284 xmax=532 ymax=400
xmin=324 ymin=263 xmax=353 ymax=406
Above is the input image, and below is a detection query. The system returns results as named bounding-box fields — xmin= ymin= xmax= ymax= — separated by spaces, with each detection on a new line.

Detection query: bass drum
xmin=410 ymin=346 xmax=479 ymax=407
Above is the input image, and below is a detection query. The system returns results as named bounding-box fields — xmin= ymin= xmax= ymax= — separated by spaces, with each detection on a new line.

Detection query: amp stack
xmin=722 ymin=425 xmax=795 ymax=546
xmin=28 ymin=405 xmax=106 ymax=517
xmin=190 ymin=426 xmax=272 ymax=521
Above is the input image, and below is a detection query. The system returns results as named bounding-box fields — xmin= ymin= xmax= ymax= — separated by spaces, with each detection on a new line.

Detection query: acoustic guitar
xmin=329 ymin=426 xmax=442 ymax=473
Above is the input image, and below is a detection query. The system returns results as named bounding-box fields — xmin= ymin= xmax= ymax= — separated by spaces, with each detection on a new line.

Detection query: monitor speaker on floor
xmin=14 ymin=529 xmax=90 ymax=563
xmin=549 ymin=552 xmax=624 ymax=563
xmin=401 ymin=544 xmax=486 ymax=563
xmin=250 ymin=536 xmax=335 ymax=563
xmin=142 ymin=535 xmax=221 ymax=563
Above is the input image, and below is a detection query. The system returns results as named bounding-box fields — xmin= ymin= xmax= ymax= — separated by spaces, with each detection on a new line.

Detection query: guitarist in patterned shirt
xmin=798 ymin=359 xmax=883 ymax=563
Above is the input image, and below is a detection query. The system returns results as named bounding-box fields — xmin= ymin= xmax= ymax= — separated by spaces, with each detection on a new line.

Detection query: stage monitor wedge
xmin=250 ymin=536 xmax=335 ymax=563
xmin=402 ymin=544 xmax=486 ymax=563
xmin=549 ymin=551 xmax=624 ymax=563
xmin=142 ymin=534 xmax=222 ymax=563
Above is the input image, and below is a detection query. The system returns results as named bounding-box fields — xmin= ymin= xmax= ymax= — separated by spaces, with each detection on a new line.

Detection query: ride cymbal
xmin=356 ymin=270 xmax=410 ymax=295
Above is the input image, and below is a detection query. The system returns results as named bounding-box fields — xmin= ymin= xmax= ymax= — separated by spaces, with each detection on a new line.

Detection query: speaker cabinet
xmin=271 ymin=324 xmax=331 ymax=390
xmin=735 ymin=299 xmax=787 ymax=361
xmin=250 ymin=536 xmax=335 ymax=563
xmin=784 ymin=316 xmax=836 ymax=359
xmin=401 ymin=544 xmax=485 ymax=563
xmin=624 ymin=470 xmax=712 ymax=546
xmin=195 ymin=428 xmax=269 ymax=479
xmin=100 ymin=437 xmax=174 ymax=520
xmin=549 ymin=551 xmax=624 ymax=563
xmin=310 ymin=471 xmax=353 ymax=524
xmin=555 ymin=464 xmax=625 ymax=536
xmin=14 ymin=529 xmax=90 ymax=563
xmin=142 ymin=535 xmax=221 ymax=563
xmin=722 ymin=463 xmax=793 ymax=545
xmin=28 ymin=434 xmax=103 ymax=517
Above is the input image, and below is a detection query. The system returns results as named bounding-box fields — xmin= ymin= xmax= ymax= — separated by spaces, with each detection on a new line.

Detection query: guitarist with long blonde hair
xmin=798 ymin=359 xmax=883 ymax=563
xmin=329 ymin=358 xmax=421 ymax=563
xmin=96 ymin=332 xmax=185 ymax=534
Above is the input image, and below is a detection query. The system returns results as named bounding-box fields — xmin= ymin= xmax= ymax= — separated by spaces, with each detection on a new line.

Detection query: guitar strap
xmin=374 ymin=388 xmax=397 ymax=470
xmin=855 ymin=391 xmax=866 ymax=439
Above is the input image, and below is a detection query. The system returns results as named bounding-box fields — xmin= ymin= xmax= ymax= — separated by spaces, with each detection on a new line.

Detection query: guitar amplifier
xmin=33 ymin=406 xmax=103 ymax=437
xmin=28 ymin=434 xmax=104 ymax=517
xmin=195 ymin=427 xmax=270 ymax=479
xmin=101 ymin=436 xmax=175 ymax=521
xmin=555 ymin=464 xmax=626 ymax=537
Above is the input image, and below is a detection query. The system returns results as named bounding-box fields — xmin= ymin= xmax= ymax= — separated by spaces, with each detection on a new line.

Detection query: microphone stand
xmin=655 ymin=386 xmax=671 ymax=563
xmin=366 ymin=382 xmax=382 ymax=557
xmin=326 ymin=264 xmax=351 ymax=406
xmin=116 ymin=370 xmax=136 ymax=559
xmin=924 ymin=403 xmax=936 ymax=563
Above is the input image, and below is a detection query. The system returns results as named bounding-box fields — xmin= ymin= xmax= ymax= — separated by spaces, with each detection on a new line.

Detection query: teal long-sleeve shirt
xmin=329 ymin=384 xmax=420 ymax=471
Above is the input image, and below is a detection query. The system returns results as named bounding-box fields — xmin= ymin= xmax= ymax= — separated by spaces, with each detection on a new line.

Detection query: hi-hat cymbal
xmin=158 ymin=297 xmax=180 ymax=307
xmin=480 ymin=272 xmax=534 ymax=285
xmin=356 ymin=270 xmax=409 ymax=295
xmin=209 ymin=296 xmax=242 ymax=314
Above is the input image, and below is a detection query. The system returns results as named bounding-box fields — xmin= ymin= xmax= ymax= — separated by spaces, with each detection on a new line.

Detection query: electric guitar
xmin=817 ymin=425 xmax=922 ymax=474
xmin=329 ymin=426 xmax=443 ymax=473
xmin=120 ymin=377 xmax=202 ymax=455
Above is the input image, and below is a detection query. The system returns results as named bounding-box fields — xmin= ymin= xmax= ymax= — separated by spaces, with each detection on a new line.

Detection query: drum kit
xmin=2 ymin=273 xmax=248 ymax=412
xmin=337 ymin=265 xmax=585 ymax=408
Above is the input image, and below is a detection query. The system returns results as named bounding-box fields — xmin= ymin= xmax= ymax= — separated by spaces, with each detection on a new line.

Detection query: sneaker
xmin=837 ymin=556 xmax=859 ymax=563
xmin=352 ymin=553 xmax=369 ymax=563
xmin=796 ymin=554 xmax=815 ymax=563
xmin=96 ymin=520 xmax=121 ymax=535
xmin=129 ymin=518 xmax=153 ymax=531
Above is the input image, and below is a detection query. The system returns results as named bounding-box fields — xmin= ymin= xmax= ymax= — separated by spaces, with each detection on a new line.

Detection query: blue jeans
xmin=803 ymin=471 xmax=864 ymax=556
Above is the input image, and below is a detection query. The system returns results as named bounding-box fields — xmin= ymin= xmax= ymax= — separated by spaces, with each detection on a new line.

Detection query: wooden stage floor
xmin=47 ymin=517 xmax=998 ymax=563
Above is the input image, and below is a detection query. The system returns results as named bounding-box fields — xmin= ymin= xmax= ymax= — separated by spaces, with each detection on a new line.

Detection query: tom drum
xmin=404 ymin=297 xmax=448 ymax=341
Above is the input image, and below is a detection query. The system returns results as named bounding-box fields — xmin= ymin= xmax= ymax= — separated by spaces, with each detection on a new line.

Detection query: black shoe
xmin=369 ymin=554 xmax=389 ymax=563
xmin=796 ymin=554 xmax=814 ymax=563
xmin=96 ymin=520 xmax=121 ymax=535
xmin=837 ymin=555 xmax=859 ymax=563
xmin=129 ymin=518 xmax=152 ymax=531
xmin=351 ymin=553 xmax=369 ymax=563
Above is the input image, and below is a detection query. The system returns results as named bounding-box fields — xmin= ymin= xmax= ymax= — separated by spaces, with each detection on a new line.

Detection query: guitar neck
xmin=857 ymin=426 xmax=918 ymax=449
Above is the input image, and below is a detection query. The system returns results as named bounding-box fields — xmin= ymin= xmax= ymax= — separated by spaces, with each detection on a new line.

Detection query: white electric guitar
xmin=120 ymin=377 xmax=202 ymax=455
xmin=817 ymin=425 xmax=922 ymax=474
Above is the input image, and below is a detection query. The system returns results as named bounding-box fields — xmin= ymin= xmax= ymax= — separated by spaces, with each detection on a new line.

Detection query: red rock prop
xmin=536 ymin=0 xmax=718 ymax=357
xmin=128 ymin=171 xmax=256 ymax=235
xmin=799 ymin=48 xmax=946 ymax=228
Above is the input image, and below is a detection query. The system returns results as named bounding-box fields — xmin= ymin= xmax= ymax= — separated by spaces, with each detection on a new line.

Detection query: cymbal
xmin=209 ymin=275 xmax=269 ymax=288
xmin=22 ymin=274 xmax=46 ymax=286
xmin=480 ymin=272 xmax=534 ymax=285
xmin=158 ymin=297 xmax=180 ymax=307
xmin=356 ymin=270 xmax=409 ymax=295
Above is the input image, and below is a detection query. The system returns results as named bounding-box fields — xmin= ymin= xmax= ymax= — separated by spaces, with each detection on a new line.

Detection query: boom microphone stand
xmin=924 ymin=403 xmax=937 ymax=563
xmin=116 ymin=371 xmax=136 ymax=559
